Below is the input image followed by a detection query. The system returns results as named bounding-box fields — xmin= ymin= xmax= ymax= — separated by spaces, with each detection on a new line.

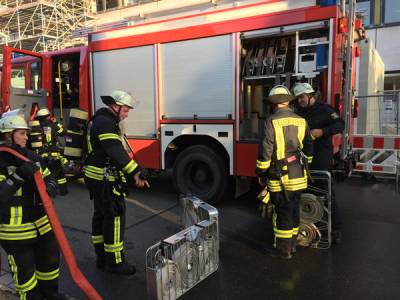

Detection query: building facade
xmin=356 ymin=0 xmax=400 ymax=91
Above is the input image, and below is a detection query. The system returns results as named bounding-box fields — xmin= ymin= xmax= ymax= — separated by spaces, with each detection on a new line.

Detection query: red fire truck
xmin=0 ymin=0 xmax=363 ymax=203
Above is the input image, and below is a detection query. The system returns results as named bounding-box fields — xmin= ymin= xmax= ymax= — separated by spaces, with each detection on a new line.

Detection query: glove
xmin=45 ymin=178 xmax=58 ymax=198
xmin=257 ymin=187 xmax=273 ymax=219
xmin=48 ymin=159 xmax=62 ymax=171
xmin=15 ymin=161 xmax=39 ymax=181
xmin=133 ymin=172 xmax=150 ymax=188
xmin=258 ymin=176 xmax=268 ymax=187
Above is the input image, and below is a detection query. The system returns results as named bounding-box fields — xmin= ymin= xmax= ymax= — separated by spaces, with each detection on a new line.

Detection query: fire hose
xmin=0 ymin=146 xmax=102 ymax=300
xmin=297 ymin=222 xmax=321 ymax=247
xmin=299 ymin=193 xmax=324 ymax=224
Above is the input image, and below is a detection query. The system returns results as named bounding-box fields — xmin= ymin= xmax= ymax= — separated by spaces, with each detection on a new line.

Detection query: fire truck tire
xmin=173 ymin=145 xmax=229 ymax=204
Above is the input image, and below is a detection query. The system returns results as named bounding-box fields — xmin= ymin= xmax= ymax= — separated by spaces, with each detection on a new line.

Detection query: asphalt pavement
xmin=1 ymin=175 xmax=400 ymax=300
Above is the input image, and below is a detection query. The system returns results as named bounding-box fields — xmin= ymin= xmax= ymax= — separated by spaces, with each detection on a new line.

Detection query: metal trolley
xmin=146 ymin=196 xmax=219 ymax=300
xmin=298 ymin=170 xmax=332 ymax=249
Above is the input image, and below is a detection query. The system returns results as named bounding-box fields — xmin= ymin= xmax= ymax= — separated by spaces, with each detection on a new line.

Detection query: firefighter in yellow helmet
xmin=256 ymin=85 xmax=313 ymax=259
xmin=84 ymin=90 xmax=149 ymax=275
xmin=0 ymin=113 xmax=66 ymax=300
xmin=35 ymin=108 xmax=68 ymax=196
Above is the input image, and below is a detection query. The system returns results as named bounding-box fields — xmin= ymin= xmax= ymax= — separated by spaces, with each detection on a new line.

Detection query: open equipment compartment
xmin=239 ymin=21 xmax=331 ymax=141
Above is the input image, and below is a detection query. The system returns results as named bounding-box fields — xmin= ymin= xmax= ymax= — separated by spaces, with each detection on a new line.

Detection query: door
xmin=91 ymin=45 xmax=157 ymax=138
xmin=1 ymin=46 xmax=49 ymax=119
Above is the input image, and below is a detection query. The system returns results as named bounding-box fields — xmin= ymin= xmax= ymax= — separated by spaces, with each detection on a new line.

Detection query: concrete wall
xmin=366 ymin=26 xmax=400 ymax=72
xmin=356 ymin=38 xmax=385 ymax=134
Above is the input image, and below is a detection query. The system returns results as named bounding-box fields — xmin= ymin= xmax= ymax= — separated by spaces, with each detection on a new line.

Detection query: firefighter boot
xmin=105 ymin=261 xmax=137 ymax=276
xmin=332 ymin=230 xmax=342 ymax=245
xmin=94 ymin=244 xmax=106 ymax=270
xmin=58 ymin=178 xmax=68 ymax=196
xmin=265 ymin=239 xmax=292 ymax=259
xmin=272 ymin=238 xmax=292 ymax=259
xmin=266 ymin=247 xmax=292 ymax=260
xmin=291 ymin=235 xmax=298 ymax=254
xmin=43 ymin=292 xmax=69 ymax=300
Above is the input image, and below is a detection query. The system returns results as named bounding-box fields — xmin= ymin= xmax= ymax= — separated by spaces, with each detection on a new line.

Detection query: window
xmin=106 ymin=0 xmax=118 ymax=10
xmin=30 ymin=61 xmax=42 ymax=90
xmin=384 ymin=0 xmax=400 ymax=24
xmin=356 ymin=0 xmax=371 ymax=26
xmin=11 ymin=68 xmax=25 ymax=89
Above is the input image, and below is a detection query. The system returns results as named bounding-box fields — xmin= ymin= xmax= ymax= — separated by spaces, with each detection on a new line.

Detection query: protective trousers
xmin=271 ymin=191 xmax=300 ymax=254
xmin=87 ymin=179 xmax=126 ymax=267
xmin=0 ymin=233 xmax=60 ymax=300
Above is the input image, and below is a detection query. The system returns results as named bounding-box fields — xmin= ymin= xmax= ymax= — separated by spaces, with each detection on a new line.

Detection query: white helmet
xmin=101 ymin=90 xmax=138 ymax=109
xmin=36 ymin=107 xmax=51 ymax=118
xmin=293 ymin=82 xmax=315 ymax=97
xmin=0 ymin=115 xmax=30 ymax=133
xmin=267 ymin=85 xmax=295 ymax=104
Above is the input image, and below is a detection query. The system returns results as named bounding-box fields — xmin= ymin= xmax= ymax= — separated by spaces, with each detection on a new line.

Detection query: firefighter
xmin=0 ymin=114 xmax=65 ymax=300
xmin=84 ymin=90 xmax=149 ymax=275
xmin=293 ymin=82 xmax=345 ymax=244
xmin=35 ymin=108 xmax=68 ymax=196
xmin=256 ymin=85 xmax=313 ymax=259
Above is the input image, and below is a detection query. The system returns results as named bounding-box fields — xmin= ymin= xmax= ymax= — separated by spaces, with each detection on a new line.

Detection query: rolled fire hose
xmin=297 ymin=222 xmax=321 ymax=247
xmin=0 ymin=147 xmax=102 ymax=300
xmin=299 ymin=193 xmax=324 ymax=224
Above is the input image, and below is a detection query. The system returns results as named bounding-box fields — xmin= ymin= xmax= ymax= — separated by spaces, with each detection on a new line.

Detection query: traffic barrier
xmin=352 ymin=135 xmax=400 ymax=178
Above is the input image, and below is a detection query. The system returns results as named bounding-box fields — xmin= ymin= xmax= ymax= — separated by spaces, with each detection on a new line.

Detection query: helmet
xmin=267 ymin=85 xmax=295 ymax=104
xmin=0 ymin=115 xmax=30 ymax=133
xmin=292 ymin=82 xmax=315 ymax=97
xmin=36 ymin=108 xmax=51 ymax=118
xmin=101 ymin=90 xmax=138 ymax=109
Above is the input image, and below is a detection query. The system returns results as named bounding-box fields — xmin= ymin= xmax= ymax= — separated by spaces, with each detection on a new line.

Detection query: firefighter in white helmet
xmin=293 ymin=82 xmax=345 ymax=244
xmin=84 ymin=90 xmax=149 ymax=275
xmin=0 ymin=113 xmax=65 ymax=300
xmin=35 ymin=107 xmax=68 ymax=196
xmin=256 ymin=85 xmax=313 ymax=259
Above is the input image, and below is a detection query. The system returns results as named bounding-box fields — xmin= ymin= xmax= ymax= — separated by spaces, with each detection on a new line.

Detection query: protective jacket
xmin=39 ymin=119 xmax=65 ymax=153
xmin=256 ymin=107 xmax=313 ymax=192
xmin=0 ymin=145 xmax=53 ymax=241
xmin=296 ymin=101 xmax=344 ymax=170
xmin=84 ymin=107 xmax=139 ymax=181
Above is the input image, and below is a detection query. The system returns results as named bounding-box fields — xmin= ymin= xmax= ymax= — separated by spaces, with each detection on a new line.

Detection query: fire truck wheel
xmin=173 ymin=145 xmax=228 ymax=204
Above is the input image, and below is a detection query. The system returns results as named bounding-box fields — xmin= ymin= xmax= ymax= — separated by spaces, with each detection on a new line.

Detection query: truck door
xmin=1 ymin=46 xmax=49 ymax=118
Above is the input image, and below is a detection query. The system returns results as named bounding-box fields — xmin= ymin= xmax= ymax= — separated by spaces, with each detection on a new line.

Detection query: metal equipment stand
xmin=299 ymin=170 xmax=332 ymax=250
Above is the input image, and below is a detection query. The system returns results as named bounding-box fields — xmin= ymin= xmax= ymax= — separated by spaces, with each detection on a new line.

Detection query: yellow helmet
xmin=0 ymin=115 xmax=29 ymax=133
xmin=101 ymin=90 xmax=138 ymax=109
xmin=36 ymin=108 xmax=51 ymax=118
xmin=292 ymin=82 xmax=315 ymax=97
